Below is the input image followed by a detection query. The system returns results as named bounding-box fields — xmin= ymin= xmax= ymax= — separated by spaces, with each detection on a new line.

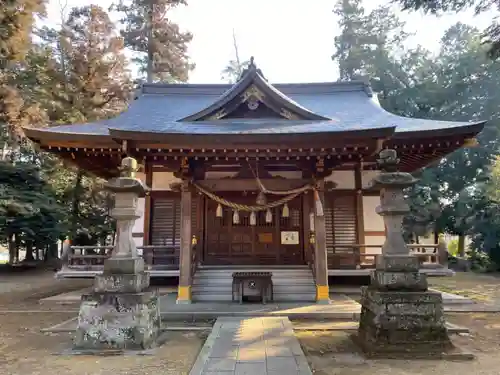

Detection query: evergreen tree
xmin=332 ymin=1 xmax=500 ymax=260
xmin=0 ymin=0 xmax=47 ymax=143
xmin=46 ymin=5 xmax=132 ymax=123
xmin=394 ymin=0 xmax=500 ymax=58
xmin=0 ymin=160 xmax=66 ymax=263
xmin=34 ymin=5 xmax=131 ymax=243
xmin=113 ymin=0 xmax=194 ymax=82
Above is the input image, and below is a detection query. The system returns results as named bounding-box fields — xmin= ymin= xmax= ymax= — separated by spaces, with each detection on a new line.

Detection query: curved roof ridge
xmin=138 ymin=80 xmax=372 ymax=97
xmin=178 ymin=61 xmax=330 ymax=122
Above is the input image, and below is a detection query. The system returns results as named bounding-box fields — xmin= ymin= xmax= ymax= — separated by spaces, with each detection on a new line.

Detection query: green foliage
xmin=0 ymin=0 xmax=47 ymax=141
xmin=333 ymin=0 xmax=500 ymax=268
xmin=38 ymin=5 xmax=132 ymax=123
xmin=448 ymin=239 xmax=459 ymax=256
xmin=467 ymin=247 xmax=495 ymax=272
xmin=486 ymin=155 xmax=500 ymax=202
xmin=394 ymin=0 xmax=500 ymax=59
xmin=0 ymin=3 xmax=129 ymax=258
xmin=0 ymin=160 xmax=66 ymax=248
xmin=112 ymin=0 xmax=194 ymax=82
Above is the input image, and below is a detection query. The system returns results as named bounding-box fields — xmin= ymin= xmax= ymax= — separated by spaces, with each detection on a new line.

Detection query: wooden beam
xmin=302 ymin=192 xmax=312 ymax=264
xmin=197 ymin=178 xmax=310 ymax=192
xmin=109 ymin=127 xmax=396 ymax=148
xmin=143 ymin=160 xmax=153 ymax=246
xmin=177 ymin=181 xmax=193 ymax=304
xmin=314 ymin=179 xmax=329 ymax=303
xmin=354 ymin=163 xmax=365 ymax=255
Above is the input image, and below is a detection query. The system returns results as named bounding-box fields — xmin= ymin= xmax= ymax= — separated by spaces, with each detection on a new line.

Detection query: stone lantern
xmin=73 ymin=156 xmax=160 ymax=353
xmin=354 ymin=149 xmax=453 ymax=358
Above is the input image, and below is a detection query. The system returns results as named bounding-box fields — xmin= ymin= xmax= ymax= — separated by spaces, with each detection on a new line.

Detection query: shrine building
xmin=23 ymin=60 xmax=485 ymax=304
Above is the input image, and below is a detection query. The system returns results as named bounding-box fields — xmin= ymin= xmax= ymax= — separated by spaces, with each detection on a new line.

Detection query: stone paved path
xmin=189 ymin=317 xmax=312 ymax=375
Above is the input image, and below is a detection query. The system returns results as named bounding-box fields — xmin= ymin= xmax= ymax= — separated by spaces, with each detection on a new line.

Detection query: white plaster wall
xmin=134 ymin=237 xmax=143 ymax=256
xmin=364 ymin=235 xmax=384 ymax=255
xmin=361 ymin=170 xmax=380 ymax=189
xmin=326 ymin=170 xmax=355 ymax=189
xmin=135 ymin=172 xmax=146 ymax=183
xmin=415 ymin=235 xmax=435 ymax=245
xmin=152 ymin=171 xmax=181 ymax=190
xmin=132 ymin=197 xmax=145 ymax=235
xmin=363 ymin=196 xmax=384 ymax=231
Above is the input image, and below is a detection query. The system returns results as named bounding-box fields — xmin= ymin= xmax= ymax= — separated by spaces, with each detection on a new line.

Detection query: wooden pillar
xmin=314 ymin=179 xmax=329 ymax=304
xmin=143 ymin=161 xmax=153 ymax=246
xmin=177 ymin=181 xmax=193 ymax=304
xmin=302 ymin=193 xmax=311 ymax=263
xmin=354 ymin=164 xmax=365 ymax=263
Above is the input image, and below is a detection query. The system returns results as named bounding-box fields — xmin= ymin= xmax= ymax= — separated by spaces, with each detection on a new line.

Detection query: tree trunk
xmin=146 ymin=3 xmax=154 ymax=83
xmin=8 ymin=234 xmax=15 ymax=264
xmin=70 ymin=169 xmax=84 ymax=239
xmin=458 ymin=235 xmax=466 ymax=257
xmin=46 ymin=243 xmax=59 ymax=260
xmin=1 ymin=141 xmax=9 ymax=161
xmin=14 ymin=235 xmax=20 ymax=263
xmin=25 ymin=241 xmax=34 ymax=262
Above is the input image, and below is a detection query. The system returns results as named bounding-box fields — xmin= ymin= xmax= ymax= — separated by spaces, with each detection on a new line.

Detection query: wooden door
xmin=203 ymin=194 xmax=304 ymax=265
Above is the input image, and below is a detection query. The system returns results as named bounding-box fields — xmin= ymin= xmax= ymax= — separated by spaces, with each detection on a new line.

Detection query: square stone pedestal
xmin=353 ymin=255 xmax=455 ymax=359
xmin=73 ymin=257 xmax=161 ymax=352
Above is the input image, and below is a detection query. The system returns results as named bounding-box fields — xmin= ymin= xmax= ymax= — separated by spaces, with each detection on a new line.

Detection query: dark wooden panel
xmin=151 ymin=196 xmax=181 ymax=247
xmin=150 ymin=194 xmax=198 ymax=265
xmin=325 ymin=192 xmax=358 ymax=269
xmin=204 ymin=193 xmax=304 ymax=265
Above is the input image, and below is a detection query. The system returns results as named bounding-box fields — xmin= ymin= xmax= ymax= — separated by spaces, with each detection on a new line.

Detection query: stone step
xmin=192 ymin=292 xmax=315 ymax=303
xmin=192 ymin=277 xmax=314 ymax=285
xmin=192 ymin=284 xmax=316 ymax=294
xmin=192 ymin=267 xmax=315 ymax=303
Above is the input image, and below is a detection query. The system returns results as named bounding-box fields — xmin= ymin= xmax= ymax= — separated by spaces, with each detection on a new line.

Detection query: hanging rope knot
xmin=313 ymin=187 xmax=324 ymax=217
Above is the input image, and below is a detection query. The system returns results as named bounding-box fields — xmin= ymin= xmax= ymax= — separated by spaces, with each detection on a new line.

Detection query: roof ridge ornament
xmin=238 ymin=56 xmax=266 ymax=81
xmin=178 ymin=55 xmax=331 ymax=122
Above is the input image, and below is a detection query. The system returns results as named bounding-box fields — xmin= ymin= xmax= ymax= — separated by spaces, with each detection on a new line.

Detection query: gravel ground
xmin=297 ymin=272 xmax=500 ymax=375
xmin=297 ymin=323 xmax=500 ymax=375
xmin=0 ymin=270 xmax=206 ymax=375
xmin=429 ymin=272 xmax=500 ymax=303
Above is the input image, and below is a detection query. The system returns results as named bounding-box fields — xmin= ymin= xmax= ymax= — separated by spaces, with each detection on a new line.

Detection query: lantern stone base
xmin=353 ymin=255 xmax=456 ymax=359
xmin=73 ymin=257 xmax=161 ymax=352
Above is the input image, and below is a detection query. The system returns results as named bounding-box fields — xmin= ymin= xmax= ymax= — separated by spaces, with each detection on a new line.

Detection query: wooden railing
xmin=327 ymin=243 xmax=445 ymax=270
xmin=308 ymin=242 xmax=316 ymax=279
xmin=66 ymin=245 xmax=180 ymax=270
xmin=191 ymin=244 xmax=198 ymax=277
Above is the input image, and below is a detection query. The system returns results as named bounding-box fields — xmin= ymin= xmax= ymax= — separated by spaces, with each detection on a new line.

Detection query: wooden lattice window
xmin=324 ymin=192 xmax=357 ymax=254
xmin=150 ymin=194 xmax=198 ymax=247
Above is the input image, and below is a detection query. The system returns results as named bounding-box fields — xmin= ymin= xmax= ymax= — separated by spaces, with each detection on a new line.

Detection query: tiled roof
xmin=33 ymin=80 xmax=484 ymax=137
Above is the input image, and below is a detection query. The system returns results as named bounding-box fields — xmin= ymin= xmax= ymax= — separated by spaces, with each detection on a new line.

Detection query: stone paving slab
xmin=39 ymin=286 xmax=176 ymax=304
xmin=160 ymin=293 xmax=361 ymax=321
xmin=189 ymin=317 xmax=312 ymax=375
xmin=332 ymin=287 xmax=475 ymax=305
xmin=40 ymin=289 xmax=500 ymax=323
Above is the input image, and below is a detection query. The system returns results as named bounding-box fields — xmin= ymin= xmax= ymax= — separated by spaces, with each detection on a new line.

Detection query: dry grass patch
xmin=1 ymin=311 xmax=207 ymax=375
xmin=295 ymin=323 xmax=500 ymax=375
xmin=429 ymin=273 xmax=500 ymax=303
xmin=0 ymin=271 xmax=207 ymax=375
